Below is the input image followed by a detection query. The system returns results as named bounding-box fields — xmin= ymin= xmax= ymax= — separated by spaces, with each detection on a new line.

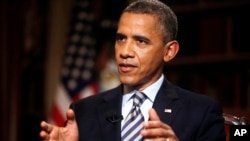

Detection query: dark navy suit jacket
xmin=70 ymin=77 xmax=226 ymax=141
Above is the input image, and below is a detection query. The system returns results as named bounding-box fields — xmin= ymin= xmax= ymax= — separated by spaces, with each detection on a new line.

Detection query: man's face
xmin=115 ymin=12 xmax=166 ymax=90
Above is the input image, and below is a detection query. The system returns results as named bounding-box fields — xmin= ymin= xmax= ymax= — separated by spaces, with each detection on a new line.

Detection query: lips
xmin=118 ymin=63 xmax=136 ymax=73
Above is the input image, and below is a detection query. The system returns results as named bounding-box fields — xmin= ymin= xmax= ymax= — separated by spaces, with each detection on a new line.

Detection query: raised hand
xmin=39 ymin=109 xmax=79 ymax=141
xmin=141 ymin=108 xmax=179 ymax=141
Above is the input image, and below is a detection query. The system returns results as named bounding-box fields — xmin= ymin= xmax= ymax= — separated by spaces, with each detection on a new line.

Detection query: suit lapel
xmin=152 ymin=77 xmax=183 ymax=125
xmin=97 ymin=85 xmax=123 ymax=141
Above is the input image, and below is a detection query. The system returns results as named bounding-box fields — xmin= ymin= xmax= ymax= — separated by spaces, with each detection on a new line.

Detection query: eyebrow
xmin=133 ymin=35 xmax=150 ymax=43
xmin=116 ymin=32 xmax=151 ymax=43
xmin=116 ymin=33 xmax=126 ymax=39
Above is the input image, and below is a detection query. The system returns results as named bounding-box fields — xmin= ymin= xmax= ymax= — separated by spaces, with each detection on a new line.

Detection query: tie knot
xmin=133 ymin=91 xmax=147 ymax=107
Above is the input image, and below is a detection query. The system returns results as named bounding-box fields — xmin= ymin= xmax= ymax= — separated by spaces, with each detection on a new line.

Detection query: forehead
xmin=117 ymin=12 xmax=160 ymax=35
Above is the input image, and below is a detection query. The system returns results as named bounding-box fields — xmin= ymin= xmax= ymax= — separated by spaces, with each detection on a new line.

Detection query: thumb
xmin=65 ymin=109 xmax=76 ymax=126
xmin=148 ymin=108 xmax=160 ymax=121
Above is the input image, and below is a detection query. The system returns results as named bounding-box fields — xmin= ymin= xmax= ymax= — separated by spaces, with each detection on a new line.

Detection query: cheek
xmin=140 ymin=49 xmax=163 ymax=62
xmin=140 ymin=51 xmax=164 ymax=69
xmin=138 ymin=53 xmax=157 ymax=70
xmin=114 ymin=47 xmax=119 ymax=59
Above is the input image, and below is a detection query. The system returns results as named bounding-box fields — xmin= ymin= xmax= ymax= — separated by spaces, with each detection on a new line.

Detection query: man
xmin=40 ymin=0 xmax=226 ymax=140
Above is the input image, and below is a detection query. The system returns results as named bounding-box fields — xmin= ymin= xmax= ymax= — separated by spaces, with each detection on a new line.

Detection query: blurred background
xmin=1 ymin=0 xmax=250 ymax=140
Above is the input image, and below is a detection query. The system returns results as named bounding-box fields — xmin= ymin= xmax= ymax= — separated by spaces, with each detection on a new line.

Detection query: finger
xmin=142 ymin=127 xmax=170 ymax=136
xmin=40 ymin=121 xmax=53 ymax=133
xmin=148 ymin=108 xmax=160 ymax=121
xmin=144 ymin=137 xmax=170 ymax=141
xmin=143 ymin=109 xmax=179 ymax=140
xmin=142 ymin=127 xmax=178 ymax=140
xmin=65 ymin=109 xmax=76 ymax=125
xmin=145 ymin=108 xmax=165 ymax=129
xmin=142 ymin=124 xmax=178 ymax=140
xmin=144 ymin=120 xmax=165 ymax=129
xmin=39 ymin=130 xmax=49 ymax=140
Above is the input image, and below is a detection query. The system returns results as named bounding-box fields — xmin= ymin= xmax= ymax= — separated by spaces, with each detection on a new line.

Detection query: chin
xmin=119 ymin=76 xmax=137 ymax=86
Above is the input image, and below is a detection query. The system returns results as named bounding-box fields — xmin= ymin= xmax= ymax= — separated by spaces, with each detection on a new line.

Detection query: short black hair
xmin=123 ymin=0 xmax=178 ymax=43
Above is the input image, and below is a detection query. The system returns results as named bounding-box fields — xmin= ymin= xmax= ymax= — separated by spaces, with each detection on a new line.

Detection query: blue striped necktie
xmin=121 ymin=91 xmax=147 ymax=141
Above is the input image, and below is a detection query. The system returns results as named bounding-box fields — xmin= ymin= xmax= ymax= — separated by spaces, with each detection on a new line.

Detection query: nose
xmin=119 ymin=40 xmax=134 ymax=58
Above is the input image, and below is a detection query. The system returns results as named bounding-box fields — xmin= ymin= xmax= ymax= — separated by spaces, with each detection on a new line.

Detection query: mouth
xmin=118 ymin=63 xmax=136 ymax=73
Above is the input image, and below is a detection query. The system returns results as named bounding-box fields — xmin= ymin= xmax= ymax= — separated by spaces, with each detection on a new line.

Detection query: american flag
xmin=49 ymin=0 xmax=98 ymax=126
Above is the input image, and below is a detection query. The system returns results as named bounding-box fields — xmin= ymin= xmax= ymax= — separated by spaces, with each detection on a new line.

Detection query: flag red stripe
xmin=51 ymin=104 xmax=65 ymax=126
xmin=91 ymin=82 xmax=98 ymax=95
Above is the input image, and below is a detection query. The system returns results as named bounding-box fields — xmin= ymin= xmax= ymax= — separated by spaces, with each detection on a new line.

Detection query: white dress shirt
xmin=121 ymin=74 xmax=164 ymax=127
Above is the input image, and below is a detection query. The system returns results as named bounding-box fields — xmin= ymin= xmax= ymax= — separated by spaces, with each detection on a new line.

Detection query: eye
xmin=116 ymin=34 xmax=126 ymax=42
xmin=135 ymin=36 xmax=150 ymax=45
xmin=137 ymin=39 xmax=147 ymax=44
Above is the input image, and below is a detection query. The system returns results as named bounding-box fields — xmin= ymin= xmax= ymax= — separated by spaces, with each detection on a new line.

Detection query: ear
xmin=163 ymin=40 xmax=179 ymax=62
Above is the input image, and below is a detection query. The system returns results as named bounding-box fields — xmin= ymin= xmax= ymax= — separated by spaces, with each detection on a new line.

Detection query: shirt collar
xmin=141 ymin=74 xmax=164 ymax=102
xmin=123 ymin=74 xmax=164 ymax=103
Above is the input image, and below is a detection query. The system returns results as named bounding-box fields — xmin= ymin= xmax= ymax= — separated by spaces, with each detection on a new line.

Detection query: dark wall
xmin=1 ymin=0 xmax=250 ymax=141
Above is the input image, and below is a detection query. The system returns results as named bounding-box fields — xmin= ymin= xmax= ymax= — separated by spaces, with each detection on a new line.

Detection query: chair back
xmin=223 ymin=113 xmax=249 ymax=141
